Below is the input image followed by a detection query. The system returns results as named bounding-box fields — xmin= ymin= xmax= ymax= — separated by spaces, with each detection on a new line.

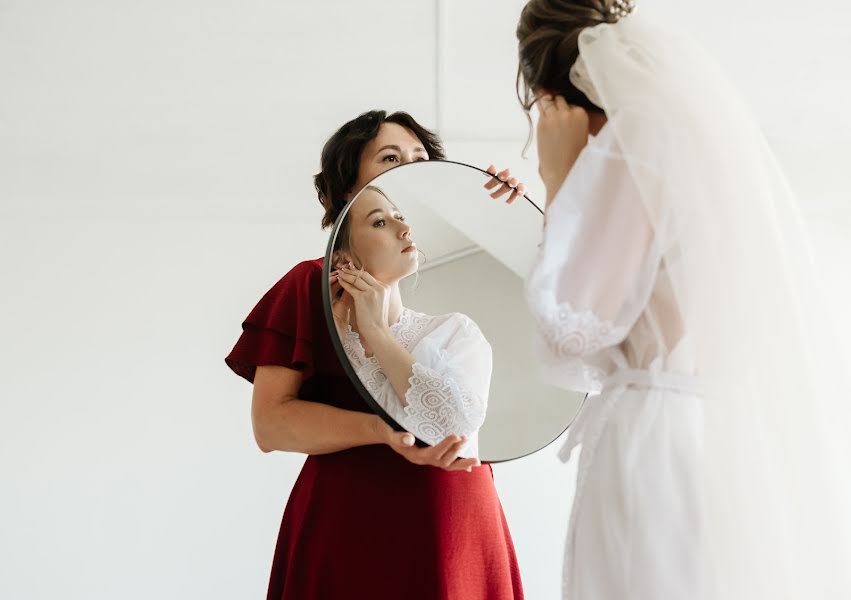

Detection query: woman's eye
xmin=382 ymin=155 xmax=399 ymax=163
xmin=373 ymin=219 xmax=386 ymax=227
xmin=415 ymin=157 xmax=427 ymax=162
xmin=396 ymin=215 xmax=405 ymax=222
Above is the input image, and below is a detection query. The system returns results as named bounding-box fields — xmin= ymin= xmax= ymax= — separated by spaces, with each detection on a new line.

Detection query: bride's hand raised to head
xmin=536 ymin=94 xmax=589 ymax=207
xmin=483 ymin=165 xmax=528 ymax=204
xmin=335 ymin=263 xmax=391 ymax=336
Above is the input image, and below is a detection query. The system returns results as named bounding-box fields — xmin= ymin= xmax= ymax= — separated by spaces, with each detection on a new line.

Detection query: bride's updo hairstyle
xmin=516 ymin=1 xmax=636 ymax=108
xmin=516 ymin=0 xmax=635 ymax=152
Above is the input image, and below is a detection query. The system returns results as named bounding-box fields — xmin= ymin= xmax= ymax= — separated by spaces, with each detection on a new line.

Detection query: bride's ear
xmin=331 ymin=250 xmax=349 ymax=270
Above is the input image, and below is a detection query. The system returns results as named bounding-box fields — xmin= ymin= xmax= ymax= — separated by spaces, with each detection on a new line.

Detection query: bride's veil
xmin=571 ymin=12 xmax=851 ymax=599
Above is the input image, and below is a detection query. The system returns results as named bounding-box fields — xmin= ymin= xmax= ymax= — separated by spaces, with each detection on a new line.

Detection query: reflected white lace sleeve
xmin=399 ymin=316 xmax=491 ymax=444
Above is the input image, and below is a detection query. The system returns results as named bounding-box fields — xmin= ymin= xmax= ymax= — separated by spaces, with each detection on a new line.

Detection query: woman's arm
xmin=251 ymin=365 xmax=481 ymax=471
xmin=252 ymin=365 xmax=382 ymax=454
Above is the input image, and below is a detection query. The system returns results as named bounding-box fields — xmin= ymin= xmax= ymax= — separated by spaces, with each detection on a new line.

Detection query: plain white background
xmin=1 ymin=1 xmax=849 ymax=598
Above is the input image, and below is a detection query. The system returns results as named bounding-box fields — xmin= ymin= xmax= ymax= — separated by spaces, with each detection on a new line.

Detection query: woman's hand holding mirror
xmin=484 ymin=164 xmax=527 ymax=204
xmin=374 ymin=417 xmax=482 ymax=472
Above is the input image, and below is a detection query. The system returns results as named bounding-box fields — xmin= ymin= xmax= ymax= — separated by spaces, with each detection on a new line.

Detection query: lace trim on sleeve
xmin=527 ymin=288 xmax=629 ymax=358
xmin=401 ymin=362 xmax=484 ymax=443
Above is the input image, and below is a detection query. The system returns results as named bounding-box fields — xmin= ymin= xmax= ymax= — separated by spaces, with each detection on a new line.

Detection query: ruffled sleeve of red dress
xmin=225 ymin=259 xmax=323 ymax=384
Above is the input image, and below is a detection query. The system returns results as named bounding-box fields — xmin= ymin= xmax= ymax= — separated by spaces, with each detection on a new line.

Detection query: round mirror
xmin=321 ymin=160 xmax=586 ymax=463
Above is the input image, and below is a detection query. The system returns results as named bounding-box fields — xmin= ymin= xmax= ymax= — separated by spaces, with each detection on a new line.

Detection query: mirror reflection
xmin=324 ymin=160 xmax=586 ymax=463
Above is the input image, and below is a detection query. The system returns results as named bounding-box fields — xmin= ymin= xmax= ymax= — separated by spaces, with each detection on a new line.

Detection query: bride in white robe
xmin=517 ymin=2 xmax=851 ymax=599
xmin=525 ymin=116 xmax=702 ymax=599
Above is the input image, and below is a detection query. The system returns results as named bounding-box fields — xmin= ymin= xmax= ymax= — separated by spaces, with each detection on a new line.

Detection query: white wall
xmin=1 ymin=1 xmax=849 ymax=599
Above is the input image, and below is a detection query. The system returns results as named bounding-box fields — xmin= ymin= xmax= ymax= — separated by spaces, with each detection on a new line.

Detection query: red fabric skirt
xmin=266 ymin=444 xmax=524 ymax=599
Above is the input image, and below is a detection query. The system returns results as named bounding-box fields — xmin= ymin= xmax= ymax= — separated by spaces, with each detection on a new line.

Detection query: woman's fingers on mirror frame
xmin=439 ymin=439 xmax=466 ymax=469
xmin=387 ymin=431 xmax=481 ymax=472
xmin=431 ymin=448 xmax=478 ymax=472
xmin=483 ymin=165 xmax=505 ymax=190
xmin=411 ymin=435 xmax=464 ymax=468
xmin=490 ymin=176 xmax=521 ymax=201
xmin=484 ymin=164 xmax=499 ymax=181
xmin=483 ymin=166 xmax=526 ymax=203
xmin=451 ymin=457 xmax=480 ymax=473
xmin=483 ymin=166 xmax=512 ymax=190
xmin=506 ymin=181 xmax=528 ymax=204
xmin=434 ymin=435 xmax=481 ymax=471
xmin=432 ymin=434 xmax=463 ymax=459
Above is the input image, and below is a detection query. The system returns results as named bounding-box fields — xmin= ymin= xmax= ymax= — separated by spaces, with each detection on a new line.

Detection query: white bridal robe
xmin=525 ymin=122 xmax=703 ymax=600
xmin=339 ymin=307 xmax=491 ymax=459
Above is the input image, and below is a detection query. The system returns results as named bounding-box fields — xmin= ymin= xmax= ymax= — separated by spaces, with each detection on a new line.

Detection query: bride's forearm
xmin=362 ymin=326 xmax=416 ymax=406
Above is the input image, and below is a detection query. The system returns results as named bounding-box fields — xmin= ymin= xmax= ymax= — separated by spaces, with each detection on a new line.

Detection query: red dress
xmin=226 ymin=258 xmax=524 ymax=600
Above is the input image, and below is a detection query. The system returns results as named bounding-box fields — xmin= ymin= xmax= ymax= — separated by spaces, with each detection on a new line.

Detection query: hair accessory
xmin=609 ymin=0 xmax=636 ymax=20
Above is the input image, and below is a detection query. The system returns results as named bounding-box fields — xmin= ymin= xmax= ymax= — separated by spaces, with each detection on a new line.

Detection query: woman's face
xmin=348 ymin=122 xmax=429 ymax=199
xmin=343 ymin=187 xmax=417 ymax=283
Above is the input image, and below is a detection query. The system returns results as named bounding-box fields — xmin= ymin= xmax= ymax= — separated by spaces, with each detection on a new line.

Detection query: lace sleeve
xmin=399 ymin=315 xmax=491 ymax=446
xmin=525 ymin=140 xmax=662 ymax=391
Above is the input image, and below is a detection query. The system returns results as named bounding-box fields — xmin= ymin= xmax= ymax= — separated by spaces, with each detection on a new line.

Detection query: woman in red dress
xmin=225 ymin=110 xmax=525 ymax=599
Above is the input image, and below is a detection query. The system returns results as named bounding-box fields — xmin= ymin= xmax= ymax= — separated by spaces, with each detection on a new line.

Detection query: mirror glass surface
xmin=322 ymin=160 xmax=585 ymax=463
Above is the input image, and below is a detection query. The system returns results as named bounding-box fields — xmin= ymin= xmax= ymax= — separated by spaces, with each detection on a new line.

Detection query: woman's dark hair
xmin=314 ymin=110 xmax=445 ymax=230
xmin=516 ymin=1 xmax=616 ymax=149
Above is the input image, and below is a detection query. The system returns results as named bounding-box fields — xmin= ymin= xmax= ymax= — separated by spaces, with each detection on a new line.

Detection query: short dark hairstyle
xmin=314 ymin=110 xmax=446 ymax=230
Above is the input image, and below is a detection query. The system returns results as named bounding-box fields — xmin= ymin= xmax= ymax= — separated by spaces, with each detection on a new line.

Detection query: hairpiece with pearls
xmin=609 ymin=0 xmax=636 ymax=20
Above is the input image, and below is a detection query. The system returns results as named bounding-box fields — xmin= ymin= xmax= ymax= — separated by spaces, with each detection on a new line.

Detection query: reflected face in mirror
xmin=348 ymin=123 xmax=430 ymax=199
xmin=335 ymin=186 xmax=418 ymax=283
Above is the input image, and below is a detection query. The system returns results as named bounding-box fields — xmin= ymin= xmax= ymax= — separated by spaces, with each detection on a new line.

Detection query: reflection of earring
xmin=411 ymin=249 xmax=426 ymax=291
